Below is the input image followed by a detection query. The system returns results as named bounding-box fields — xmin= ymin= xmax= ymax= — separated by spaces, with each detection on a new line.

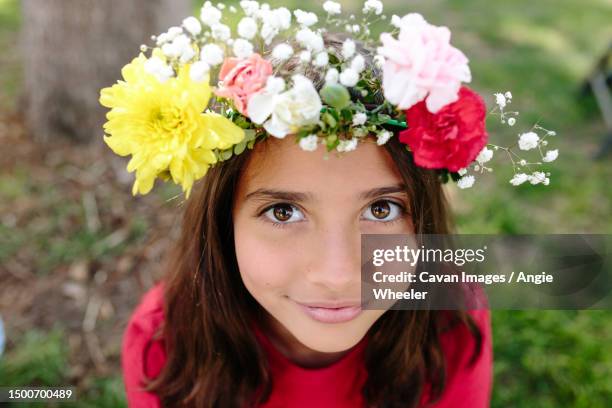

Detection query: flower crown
xmin=100 ymin=0 xmax=559 ymax=198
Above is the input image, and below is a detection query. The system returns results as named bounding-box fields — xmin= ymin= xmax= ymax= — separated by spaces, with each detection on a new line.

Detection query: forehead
xmin=236 ymin=137 xmax=404 ymax=198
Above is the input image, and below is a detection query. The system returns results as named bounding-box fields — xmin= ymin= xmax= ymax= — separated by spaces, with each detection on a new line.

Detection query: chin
xmin=288 ymin=319 xmax=369 ymax=353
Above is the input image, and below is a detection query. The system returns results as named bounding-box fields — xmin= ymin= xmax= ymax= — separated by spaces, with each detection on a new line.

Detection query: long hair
xmin=148 ymin=34 xmax=484 ymax=407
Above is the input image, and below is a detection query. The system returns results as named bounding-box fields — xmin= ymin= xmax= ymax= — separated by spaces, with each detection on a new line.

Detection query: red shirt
xmin=122 ymin=283 xmax=493 ymax=407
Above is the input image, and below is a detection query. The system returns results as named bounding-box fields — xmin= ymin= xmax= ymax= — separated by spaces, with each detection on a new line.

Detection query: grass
xmin=1 ymin=0 xmax=611 ymax=407
xmin=0 ymin=329 xmax=128 ymax=407
xmin=492 ymin=311 xmax=612 ymax=407
xmin=0 ymin=329 xmax=67 ymax=388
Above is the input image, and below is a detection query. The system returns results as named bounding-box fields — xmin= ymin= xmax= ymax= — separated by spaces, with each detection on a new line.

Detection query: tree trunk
xmin=21 ymin=0 xmax=191 ymax=143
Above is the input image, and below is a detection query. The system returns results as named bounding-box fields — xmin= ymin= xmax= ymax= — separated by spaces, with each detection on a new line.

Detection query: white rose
xmin=247 ymin=75 xmax=322 ymax=138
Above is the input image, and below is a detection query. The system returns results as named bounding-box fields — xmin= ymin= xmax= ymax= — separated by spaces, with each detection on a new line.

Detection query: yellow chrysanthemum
xmin=100 ymin=53 xmax=244 ymax=197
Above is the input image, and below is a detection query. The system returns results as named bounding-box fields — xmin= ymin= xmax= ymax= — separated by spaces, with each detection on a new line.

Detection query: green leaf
xmin=341 ymin=109 xmax=353 ymax=122
xmin=326 ymin=137 xmax=339 ymax=151
xmin=220 ymin=149 xmax=233 ymax=160
xmin=234 ymin=116 xmax=251 ymax=129
xmin=329 ymin=108 xmax=340 ymax=121
xmin=323 ymin=112 xmax=337 ymax=128
xmin=450 ymin=172 xmax=463 ymax=182
xmin=438 ymin=170 xmax=450 ymax=184
xmin=243 ymin=129 xmax=256 ymax=141
xmin=328 ymin=54 xmax=340 ymax=65
xmin=233 ymin=140 xmax=247 ymax=155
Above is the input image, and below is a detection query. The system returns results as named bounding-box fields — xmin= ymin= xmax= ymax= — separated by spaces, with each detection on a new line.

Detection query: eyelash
xmin=258 ymin=199 xmax=408 ymax=229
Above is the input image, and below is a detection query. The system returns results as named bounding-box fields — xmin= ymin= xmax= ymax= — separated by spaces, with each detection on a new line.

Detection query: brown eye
xmin=371 ymin=200 xmax=391 ymax=219
xmin=272 ymin=204 xmax=293 ymax=222
xmin=263 ymin=203 xmax=305 ymax=225
xmin=363 ymin=200 xmax=403 ymax=222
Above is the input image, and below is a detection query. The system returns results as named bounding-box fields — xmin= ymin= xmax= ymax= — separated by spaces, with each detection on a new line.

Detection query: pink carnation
xmin=214 ymin=53 xmax=273 ymax=115
xmin=377 ymin=13 xmax=472 ymax=113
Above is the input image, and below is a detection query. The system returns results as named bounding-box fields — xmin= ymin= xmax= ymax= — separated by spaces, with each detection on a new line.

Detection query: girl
xmin=102 ymin=5 xmax=495 ymax=407
xmin=121 ymin=30 xmax=493 ymax=401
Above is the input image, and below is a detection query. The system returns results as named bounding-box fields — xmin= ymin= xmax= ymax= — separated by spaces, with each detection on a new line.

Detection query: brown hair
xmin=148 ymin=33 xmax=484 ymax=407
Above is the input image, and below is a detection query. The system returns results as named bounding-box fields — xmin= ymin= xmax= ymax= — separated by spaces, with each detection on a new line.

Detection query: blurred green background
xmin=0 ymin=0 xmax=611 ymax=407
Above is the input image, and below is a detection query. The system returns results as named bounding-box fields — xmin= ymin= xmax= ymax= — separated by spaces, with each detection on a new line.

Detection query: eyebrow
xmin=244 ymin=183 xmax=408 ymax=203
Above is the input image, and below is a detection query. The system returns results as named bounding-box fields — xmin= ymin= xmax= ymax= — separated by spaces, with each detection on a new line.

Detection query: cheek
xmin=234 ymin=224 xmax=299 ymax=297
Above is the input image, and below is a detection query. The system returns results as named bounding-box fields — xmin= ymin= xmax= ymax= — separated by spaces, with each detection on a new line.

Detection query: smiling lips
xmin=294 ymin=300 xmax=363 ymax=324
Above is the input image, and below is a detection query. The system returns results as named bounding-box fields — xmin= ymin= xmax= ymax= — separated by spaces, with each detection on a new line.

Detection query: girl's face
xmin=233 ymin=137 xmax=414 ymax=354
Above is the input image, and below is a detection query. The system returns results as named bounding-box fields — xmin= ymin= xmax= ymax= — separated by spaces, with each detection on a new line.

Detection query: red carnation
xmin=398 ymin=86 xmax=488 ymax=172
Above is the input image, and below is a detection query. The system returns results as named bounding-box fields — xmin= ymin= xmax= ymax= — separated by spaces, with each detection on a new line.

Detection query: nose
xmin=304 ymin=225 xmax=361 ymax=293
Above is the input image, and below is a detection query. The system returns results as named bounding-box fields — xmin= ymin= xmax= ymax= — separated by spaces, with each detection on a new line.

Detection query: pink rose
xmin=214 ymin=53 xmax=273 ymax=115
xmin=377 ymin=13 xmax=472 ymax=113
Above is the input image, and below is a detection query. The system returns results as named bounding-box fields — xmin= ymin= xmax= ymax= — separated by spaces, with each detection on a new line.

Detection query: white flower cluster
xmin=363 ymin=0 xmax=384 ymax=15
xmin=456 ymin=91 xmax=559 ymax=189
xmin=493 ymin=91 xmax=517 ymax=126
xmin=153 ymin=0 xmax=296 ymax=74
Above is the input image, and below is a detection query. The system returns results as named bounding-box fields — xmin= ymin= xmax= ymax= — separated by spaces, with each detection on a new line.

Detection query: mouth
xmin=292 ymin=299 xmax=364 ymax=324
